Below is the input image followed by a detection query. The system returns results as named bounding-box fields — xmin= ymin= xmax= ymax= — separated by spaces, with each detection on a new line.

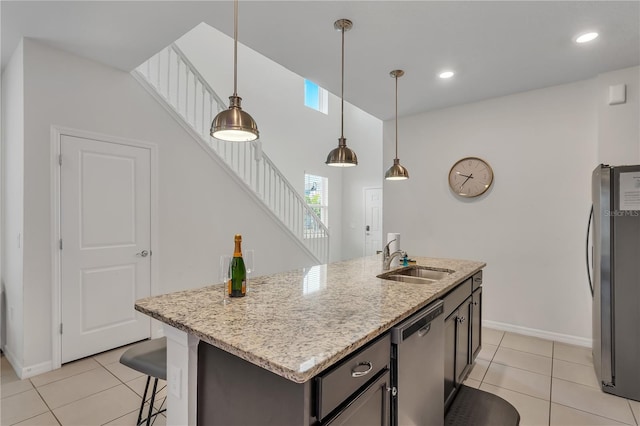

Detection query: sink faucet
xmin=382 ymin=239 xmax=404 ymax=270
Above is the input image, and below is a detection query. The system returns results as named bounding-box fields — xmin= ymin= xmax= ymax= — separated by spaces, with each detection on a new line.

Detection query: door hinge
xmin=59 ymin=154 xmax=62 ymax=166
xmin=59 ymin=323 xmax=63 ymax=335
xmin=59 ymin=239 xmax=63 ymax=250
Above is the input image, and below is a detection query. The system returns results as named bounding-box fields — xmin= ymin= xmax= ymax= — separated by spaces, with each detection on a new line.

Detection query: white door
xmin=60 ymin=134 xmax=151 ymax=363
xmin=364 ymin=188 xmax=383 ymax=256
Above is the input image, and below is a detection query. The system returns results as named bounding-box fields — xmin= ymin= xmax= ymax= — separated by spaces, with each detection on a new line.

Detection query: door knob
xmin=136 ymin=250 xmax=149 ymax=257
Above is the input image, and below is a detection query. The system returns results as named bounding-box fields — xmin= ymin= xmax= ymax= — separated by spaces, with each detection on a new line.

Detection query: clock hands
xmin=459 ymin=173 xmax=474 ymax=190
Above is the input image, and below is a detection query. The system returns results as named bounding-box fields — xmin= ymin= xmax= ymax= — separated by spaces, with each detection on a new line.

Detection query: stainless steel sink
xmin=377 ymin=266 xmax=454 ymax=285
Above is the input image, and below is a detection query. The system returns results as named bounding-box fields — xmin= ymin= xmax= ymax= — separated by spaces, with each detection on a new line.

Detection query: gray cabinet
xmin=197 ymin=333 xmax=391 ymax=426
xmin=471 ymin=286 xmax=482 ymax=360
xmin=455 ymin=297 xmax=472 ymax=384
xmin=325 ymin=370 xmax=391 ymax=426
xmin=443 ymin=271 xmax=483 ymax=411
xmin=316 ymin=334 xmax=391 ymax=424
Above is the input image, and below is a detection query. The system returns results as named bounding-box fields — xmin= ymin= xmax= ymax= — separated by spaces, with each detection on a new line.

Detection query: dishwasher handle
xmin=417 ymin=323 xmax=431 ymax=337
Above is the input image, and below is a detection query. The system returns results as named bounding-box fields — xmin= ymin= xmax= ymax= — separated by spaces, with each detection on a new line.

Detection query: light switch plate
xmin=609 ymin=84 xmax=626 ymax=105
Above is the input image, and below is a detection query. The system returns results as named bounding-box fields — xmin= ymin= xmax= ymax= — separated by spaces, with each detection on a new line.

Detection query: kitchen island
xmin=135 ymin=255 xmax=485 ymax=425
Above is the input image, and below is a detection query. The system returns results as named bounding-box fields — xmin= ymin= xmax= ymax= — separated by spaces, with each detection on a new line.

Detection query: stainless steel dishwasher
xmin=391 ymin=300 xmax=445 ymax=426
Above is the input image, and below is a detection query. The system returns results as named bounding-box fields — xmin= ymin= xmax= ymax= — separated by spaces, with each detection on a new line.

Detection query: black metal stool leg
xmin=147 ymin=377 xmax=159 ymax=426
xmin=138 ymin=376 xmax=151 ymax=426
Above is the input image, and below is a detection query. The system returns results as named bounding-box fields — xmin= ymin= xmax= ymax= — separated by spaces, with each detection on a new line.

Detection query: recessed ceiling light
xmin=575 ymin=32 xmax=599 ymax=44
xmin=439 ymin=71 xmax=455 ymax=79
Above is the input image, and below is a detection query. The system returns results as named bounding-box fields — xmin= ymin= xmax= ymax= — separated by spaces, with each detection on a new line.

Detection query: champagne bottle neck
xmin=234 ymin=240 xmax=243 ymax=258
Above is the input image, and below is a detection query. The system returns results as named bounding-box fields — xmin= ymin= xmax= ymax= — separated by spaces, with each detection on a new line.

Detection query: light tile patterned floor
xmin=1 ymin=343 xmax=166 ymax=426
xmin=465 ymin=328 xmax=640 ymax=426
xmin=1 ymin=329 xmax=639 ymax=425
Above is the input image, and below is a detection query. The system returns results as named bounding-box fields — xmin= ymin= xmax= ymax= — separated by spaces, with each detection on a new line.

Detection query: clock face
xmin=448 ymin=157 xmax=494 ymax=198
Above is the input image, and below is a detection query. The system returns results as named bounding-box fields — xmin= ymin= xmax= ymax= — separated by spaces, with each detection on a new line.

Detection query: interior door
xmin=60 ymin=134 xmax=151 ymax=363
xmin=364 ymin=188 xmax=383 ymax=256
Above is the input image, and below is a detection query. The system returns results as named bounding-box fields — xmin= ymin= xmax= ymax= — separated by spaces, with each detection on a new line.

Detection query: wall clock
xmin=448 ymin=157 xmax=494 ymax=198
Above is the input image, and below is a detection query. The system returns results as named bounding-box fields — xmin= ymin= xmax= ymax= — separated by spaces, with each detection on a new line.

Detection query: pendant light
xmin=385 ymin=70 xmax=409 ymax=180
xmin=211 ymin=0 xmax=259 ymax=142
xmin=326 ymin=19 xmax=358 ymax=167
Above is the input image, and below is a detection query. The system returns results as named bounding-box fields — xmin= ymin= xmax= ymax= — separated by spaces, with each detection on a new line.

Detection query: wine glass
xmin=219 ymin=255 xmax=231 ymax=305
xmin=244 ymin=250 xmax=254 ymax=292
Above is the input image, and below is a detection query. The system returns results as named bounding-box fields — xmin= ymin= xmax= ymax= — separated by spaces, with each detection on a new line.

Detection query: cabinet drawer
xmin=316 ymin=334 xmax=391 ymax=421
xmin=443 ymin=278 xmax=472 ymax=318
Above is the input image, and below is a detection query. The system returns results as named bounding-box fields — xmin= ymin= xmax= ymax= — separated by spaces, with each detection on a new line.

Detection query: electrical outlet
xmin=168 ymin=364 xmax=181 ymax=398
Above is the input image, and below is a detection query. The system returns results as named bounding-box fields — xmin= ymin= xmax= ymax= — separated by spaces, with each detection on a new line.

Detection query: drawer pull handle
xmin=351 ymin=361 xmax=373 ymax=378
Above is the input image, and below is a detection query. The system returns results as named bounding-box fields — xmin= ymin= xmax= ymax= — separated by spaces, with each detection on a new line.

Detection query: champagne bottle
xmin=228 ymin=234 xmax=246 ymax=297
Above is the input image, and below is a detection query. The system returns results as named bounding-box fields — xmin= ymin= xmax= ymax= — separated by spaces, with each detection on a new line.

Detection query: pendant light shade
xmin=385 ymin=158 xmax=410 ymax=180
xmin=326 ymin=19 xmax=357 ymax=167
xmin=211 ymin=0 xmax=259 ymax=142
xmin=211 ymin=95 xmax=259 ymax=141
xmin=326 ymin=137 xmax=358 ymax=167
xmin=385 ymin=70 xmax=409 ymax=180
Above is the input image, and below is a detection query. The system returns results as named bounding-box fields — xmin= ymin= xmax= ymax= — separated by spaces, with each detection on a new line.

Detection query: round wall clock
xmin=448 ymin=157 xmax=494 ymax=198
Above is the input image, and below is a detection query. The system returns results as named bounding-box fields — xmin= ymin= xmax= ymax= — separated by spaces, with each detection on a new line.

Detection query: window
xmin=304 ymin=174 xmax=328 ymax=237
xmin=304 ymin=80 xmax=328 ymax=114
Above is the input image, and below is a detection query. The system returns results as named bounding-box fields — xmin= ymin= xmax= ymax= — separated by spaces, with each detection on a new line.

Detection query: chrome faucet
xmin=382 ymin=239 xmax=404 ymax=270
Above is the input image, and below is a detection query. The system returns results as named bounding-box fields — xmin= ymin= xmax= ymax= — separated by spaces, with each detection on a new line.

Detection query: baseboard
xmin=21 ymin=360 xmax=53 ymax=379
xmin=2 ymin=345 xmax=22 ymax=377
xmin=483 ymin=320 xmax=592 ymax=348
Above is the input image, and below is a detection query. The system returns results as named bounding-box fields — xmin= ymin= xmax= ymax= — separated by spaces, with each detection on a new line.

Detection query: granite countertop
xmin=135 ymin=255 xmax=485 ymax=383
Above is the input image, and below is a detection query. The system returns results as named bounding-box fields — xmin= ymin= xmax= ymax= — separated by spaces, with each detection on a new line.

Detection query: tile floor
xmin=1 ymin=329 xmax=639 ymax=425
xmin=464 ymin=328 xmax=640 ymax=426
xmin=1 ymin=343 xmax=166 ymax=426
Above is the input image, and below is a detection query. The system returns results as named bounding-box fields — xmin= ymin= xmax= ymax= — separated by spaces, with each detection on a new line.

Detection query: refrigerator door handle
xmin=586 ymin=205 xmax=594 ymax=297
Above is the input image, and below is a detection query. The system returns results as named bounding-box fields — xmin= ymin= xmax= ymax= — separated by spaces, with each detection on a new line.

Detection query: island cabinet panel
xmin=197 ymin=334 xmax=392 ymax=426
xmin=324 ymin=370 xmax=391 ymax=426
xmin=315 ymin=334 xmax=391 ymax=421
xmin=443 ymin=271 xmax=483 ymax=411
xmin=471 ymin=286 xmax=483 ymax=359
xmin=455 ymin=297 xmax=472 ymax=384
xmin=197 ymin=342 xmax=313 ymax=426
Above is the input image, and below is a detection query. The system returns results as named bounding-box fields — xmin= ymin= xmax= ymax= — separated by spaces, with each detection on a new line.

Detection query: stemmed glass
xmin=244 ymin=250 xmax=254 ymax=293
xmin=219 ymin=255 xmax=231 ymax=305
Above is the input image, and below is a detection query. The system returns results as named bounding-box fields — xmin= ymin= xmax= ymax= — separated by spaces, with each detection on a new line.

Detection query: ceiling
xmin=2 ymin=1 xmax=639 ymax=120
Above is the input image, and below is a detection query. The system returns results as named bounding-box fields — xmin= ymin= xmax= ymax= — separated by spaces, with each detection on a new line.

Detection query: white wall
xmin=10 ymin=37 xmax=326 ymax=375
xmin=340 ymin=104 xmax=383 ymax=260
xmin=175 ymin=23 xmax=383 ymax=261
xmin=1 ymin=40 xmax=25 ymax=368
xmin=384 ymin=78 xmax=600 ymax=344
xmin=596 ymin=66 xmax=640 ymax=165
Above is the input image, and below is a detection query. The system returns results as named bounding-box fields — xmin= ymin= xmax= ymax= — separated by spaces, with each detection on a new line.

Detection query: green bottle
xmin=228 ymin=234 xmax=246 ymax=297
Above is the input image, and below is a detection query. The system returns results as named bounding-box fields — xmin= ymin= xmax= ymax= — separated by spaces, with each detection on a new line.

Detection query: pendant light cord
xmin=395 ymin=74 xmax=399 ymax=159
xmin=233 ymin=0 xmax=238 ymax=97
xmin=340 ymin=26 xmax=345 ymax=139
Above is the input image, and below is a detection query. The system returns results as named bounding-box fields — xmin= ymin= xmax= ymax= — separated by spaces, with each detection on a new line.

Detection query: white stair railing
xmin=134 ymin=44 xmax=329 ymax=264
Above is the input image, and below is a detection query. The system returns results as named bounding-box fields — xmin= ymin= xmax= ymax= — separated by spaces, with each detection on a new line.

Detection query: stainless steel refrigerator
xmin=590 ymin=164 xmax=640 ymax=401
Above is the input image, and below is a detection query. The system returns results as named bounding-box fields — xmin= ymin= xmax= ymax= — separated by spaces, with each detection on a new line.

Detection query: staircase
xmin=133 ymin=44 xmax=329 ymax=264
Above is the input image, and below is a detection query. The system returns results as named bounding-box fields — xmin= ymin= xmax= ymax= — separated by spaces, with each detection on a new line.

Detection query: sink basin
xmin=377 ymin=266 xmax=454 ymax=285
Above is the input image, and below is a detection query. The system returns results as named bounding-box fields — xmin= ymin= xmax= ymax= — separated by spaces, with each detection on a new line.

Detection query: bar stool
xmin=120 ymin=337 xmax=167 ymax=426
